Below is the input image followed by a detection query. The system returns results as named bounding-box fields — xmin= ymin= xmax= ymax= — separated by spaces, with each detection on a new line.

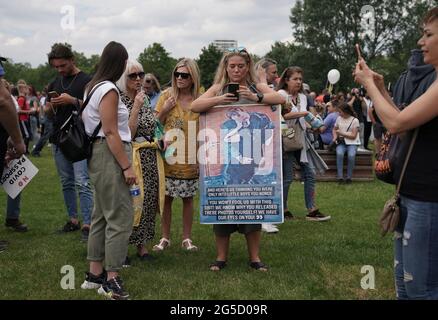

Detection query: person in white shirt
xmin=333 ymin=103 xmax=361 ymax=184
xmin=80 ymin=41 xmax=137 ymax=300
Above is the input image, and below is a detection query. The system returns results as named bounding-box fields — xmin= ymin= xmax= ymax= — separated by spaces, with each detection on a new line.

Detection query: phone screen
xmin=49 ymin=91 xmax=59 ymax=98
xmin=228 ymin=83 xmax=239 ymax=99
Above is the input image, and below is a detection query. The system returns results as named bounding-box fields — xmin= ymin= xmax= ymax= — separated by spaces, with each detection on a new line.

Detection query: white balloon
xmin=327 ymin=69 xmax=341 ymax=84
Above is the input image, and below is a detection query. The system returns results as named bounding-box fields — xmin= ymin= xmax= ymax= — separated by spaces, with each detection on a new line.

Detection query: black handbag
xmin=379 ymin=129 xmax=418 ymax=236
xmin=58 ymin=82 xmax=106 ymax=162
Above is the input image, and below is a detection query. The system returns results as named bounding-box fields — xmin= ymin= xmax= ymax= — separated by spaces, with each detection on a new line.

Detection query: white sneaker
xmin=262 ymin=223 xmax=279 ymax=234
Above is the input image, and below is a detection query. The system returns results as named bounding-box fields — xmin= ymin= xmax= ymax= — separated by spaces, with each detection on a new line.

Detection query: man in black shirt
xmin=45 ymin=44 xmax=93 ymax=241
xmin=0 ymin=56 xmax=26 ymax=251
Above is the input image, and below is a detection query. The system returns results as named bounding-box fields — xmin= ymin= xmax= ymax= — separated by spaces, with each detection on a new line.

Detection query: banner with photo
xmin=199 ymin=104 xmax=283 ymax=224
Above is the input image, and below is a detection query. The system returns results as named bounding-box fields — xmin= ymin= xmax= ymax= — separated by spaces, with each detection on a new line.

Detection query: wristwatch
xmin=256 ymin=92 xmax=264 ymax=103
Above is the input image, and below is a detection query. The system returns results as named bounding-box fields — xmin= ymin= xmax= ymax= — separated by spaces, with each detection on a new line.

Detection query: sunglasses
xmin=144 ymin=79 xmax=152 ymax=83
xmin=226 ymin=46 xmax=248 ymax=54
xmin=128 ymin=72 xmax=145 ymax=80
xmin=174 ymin=72 xmax=191 ymax=79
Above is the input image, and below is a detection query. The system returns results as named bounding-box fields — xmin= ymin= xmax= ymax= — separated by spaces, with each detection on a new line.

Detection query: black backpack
xmin=58 ymin=82 xmax=106 ymax=162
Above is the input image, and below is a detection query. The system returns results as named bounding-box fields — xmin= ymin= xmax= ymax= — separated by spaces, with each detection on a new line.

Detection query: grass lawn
xmin=0 ymin=145 xmax=396 ymax=300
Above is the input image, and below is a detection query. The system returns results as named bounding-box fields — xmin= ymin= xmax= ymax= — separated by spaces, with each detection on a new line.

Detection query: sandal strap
xmin=182 ymin=238 xmax=198 ymax=250
xmin=153 ymin=238 xmax=170 ymax=250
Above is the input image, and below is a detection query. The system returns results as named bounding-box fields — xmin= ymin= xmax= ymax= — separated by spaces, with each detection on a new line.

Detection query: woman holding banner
xmin=191 ymin=47 xmax=284 ymax=271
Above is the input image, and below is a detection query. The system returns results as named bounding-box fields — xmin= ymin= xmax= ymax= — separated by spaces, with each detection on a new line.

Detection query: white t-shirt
xmin=11 ymin=95 xmax=19 ymax=111
xmin=82 ymin=81 xmax=131 ymax=142
xmin=335 ymin=116 xmax=360 ymax=145
xmin=364 ymin=97 xmax=373 ymax=122
xmin=278 ymin=90 xmax=307 ymax=129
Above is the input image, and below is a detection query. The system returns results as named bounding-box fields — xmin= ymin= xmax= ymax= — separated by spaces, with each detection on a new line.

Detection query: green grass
xmin=0 ymin=145 xmax=396 ymax=300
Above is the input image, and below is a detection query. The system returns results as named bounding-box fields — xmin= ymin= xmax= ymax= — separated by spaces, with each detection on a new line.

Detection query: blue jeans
xmin=53 ymin=146 xmax=93 ymax=225
xmin=33 ymin=118 xmax=53 ymax=154
xmin=394 ymin=196 xmax=438 ymax=299
xmin=336 ymin=144 xmax=358 ymax=179
xmin=283 ymin=151 xmax=316 ymax=211
xmin=6 ymin=194 xmax=21 ymax=220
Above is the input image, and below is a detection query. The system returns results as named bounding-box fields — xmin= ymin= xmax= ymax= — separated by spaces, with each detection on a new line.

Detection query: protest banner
xmin=199 ymin=104 xmax=283 ymax=224
xmin=1 ymin=155 xmax=39 ymax=199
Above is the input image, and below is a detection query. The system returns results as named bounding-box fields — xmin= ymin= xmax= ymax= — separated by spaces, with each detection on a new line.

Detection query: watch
xmin=256 ymin=92 xmax=264 ymax=103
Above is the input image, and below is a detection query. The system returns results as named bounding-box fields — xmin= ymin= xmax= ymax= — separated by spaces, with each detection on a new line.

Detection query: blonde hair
xmin=144 ymin=73 xmax=161 ymax=92
xmin=213 ymin=50 xmax=257 ymax=88
xmin=17 ymin=79 xmax=28 ymax=96
xmin=169 ymin=58 xmax=201 ymax=101
xmin=116 ymin=59 xmax=144 ymax=94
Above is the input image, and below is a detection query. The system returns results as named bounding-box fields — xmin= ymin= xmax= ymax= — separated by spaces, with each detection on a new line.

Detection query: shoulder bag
xmin=379 ymin=128 xmax=418 ymax=236
xmin=58 ymin=82 xmax=106 ymax=162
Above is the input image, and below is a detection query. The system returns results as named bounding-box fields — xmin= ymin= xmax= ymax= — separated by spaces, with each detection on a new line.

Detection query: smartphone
xmin=48 ymin=91 xmax=60 ymax=98
xmin=355 ymin=44 xmax=363 ymax=61
xmin=228 ymin=83 xmax=239 ymax=99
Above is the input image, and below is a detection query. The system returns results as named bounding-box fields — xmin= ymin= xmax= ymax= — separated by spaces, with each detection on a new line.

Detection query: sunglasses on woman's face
xmin=144 ymin=79 xmax=152 ymax=84
xmin=174 ymin=72 xmax=191 ymax=79
xmin=128 ymin=72 xmax=145 ymax=80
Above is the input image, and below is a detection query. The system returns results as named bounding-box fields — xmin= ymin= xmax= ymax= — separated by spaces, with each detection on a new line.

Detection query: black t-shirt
xmin=401 ymin=116 xmax=438 ymax=202
xmin=47 ymin=71 xmax=91 ymax=144
xmin=352 ymin=97 xmax=364 ymax=123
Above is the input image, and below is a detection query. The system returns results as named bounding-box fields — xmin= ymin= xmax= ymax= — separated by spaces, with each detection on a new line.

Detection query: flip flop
xmin=209 ymin=260 xmax=227 ymax=271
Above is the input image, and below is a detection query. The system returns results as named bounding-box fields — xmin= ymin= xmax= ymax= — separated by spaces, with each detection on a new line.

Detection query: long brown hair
xmin=276 ymin=66 xmax=303 ymax=92
xmin=86 ymin=41 xmax=128 ymax=94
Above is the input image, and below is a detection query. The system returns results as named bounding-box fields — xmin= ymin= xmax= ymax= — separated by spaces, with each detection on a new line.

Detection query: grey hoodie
xmin=392 ymin=49 xmax=436 ymax=107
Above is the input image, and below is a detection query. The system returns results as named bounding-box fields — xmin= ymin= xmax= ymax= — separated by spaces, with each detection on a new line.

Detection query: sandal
xmin=181 ymin=238 xmax=198 ymax=251
xmin=152 ymin=238 xmax=170 ymax=252
xmin=249 ymin=261 xmax=269 ymax=272
xmin=209 ymin=260 xmax=227 ymax=271
xmin=284 ymin=211 xmax=294 ymax=220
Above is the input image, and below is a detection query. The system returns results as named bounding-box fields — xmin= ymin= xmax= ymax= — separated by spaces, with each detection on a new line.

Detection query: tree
xmin=138 ymin=43 xmax=177 ymax=87
xmin=265 ymin=41 xmax=337 ymax=92
xmin=289 ymin=0 xmax=433 ymax=90
xmin=2 ymin=42 xmax=100 ymax=91
xmin=196 ymin=44 xmax=223 ymax=88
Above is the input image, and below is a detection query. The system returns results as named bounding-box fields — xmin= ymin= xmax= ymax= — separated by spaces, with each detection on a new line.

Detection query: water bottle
xmin=130 ymin=184 xmax=142 ymax=216
xmin=304 ymin=112 xmax=323 ymax=129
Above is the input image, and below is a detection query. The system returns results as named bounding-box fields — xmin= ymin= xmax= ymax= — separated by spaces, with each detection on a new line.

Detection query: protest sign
xmin=199 ymin=104 xmax=283 ymax=224
xmin=1 ymin=155 xmax=39 ymax=199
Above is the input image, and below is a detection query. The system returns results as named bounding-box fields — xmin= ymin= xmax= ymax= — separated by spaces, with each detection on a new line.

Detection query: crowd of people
xmin=1 ymin=6 xmax=438 ymax=300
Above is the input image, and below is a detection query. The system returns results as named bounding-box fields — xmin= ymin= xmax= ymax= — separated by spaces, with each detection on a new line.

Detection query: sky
xmin=0 ymin=0 xmax=297 ymax=67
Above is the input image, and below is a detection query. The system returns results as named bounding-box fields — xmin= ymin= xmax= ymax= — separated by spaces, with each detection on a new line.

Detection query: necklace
xmin=61 ymin=72 xmax=79 ymax=91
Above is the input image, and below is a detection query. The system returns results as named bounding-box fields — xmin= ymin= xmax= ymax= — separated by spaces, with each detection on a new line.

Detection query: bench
xmin=294 ymin=149 xmax=375 ymax=182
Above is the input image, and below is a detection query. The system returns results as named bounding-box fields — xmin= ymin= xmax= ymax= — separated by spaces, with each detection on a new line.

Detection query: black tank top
xmin=401 ymin=115 xmax=438 ymax=202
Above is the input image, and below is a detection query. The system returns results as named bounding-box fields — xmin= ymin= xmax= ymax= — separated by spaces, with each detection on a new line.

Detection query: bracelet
xmin=121 ymin=165 xmax=131 ymax=172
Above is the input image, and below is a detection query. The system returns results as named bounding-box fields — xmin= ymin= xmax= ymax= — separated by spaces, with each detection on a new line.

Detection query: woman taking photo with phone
xmin=354 ymin=7 xmax=438 ymax=299
xmin=191 ymin=47 xmax=284 ymax=272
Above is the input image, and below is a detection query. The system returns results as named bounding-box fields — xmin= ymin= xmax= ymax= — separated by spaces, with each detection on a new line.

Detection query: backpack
xmin=58 ymin=82 xmax=106 ymax=162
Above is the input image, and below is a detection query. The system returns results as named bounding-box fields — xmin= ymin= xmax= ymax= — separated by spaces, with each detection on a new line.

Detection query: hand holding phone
xmin=228 ymin=83 xmax=240 ymax=99
xmin=48 ymin=91 xmax=60 ymax=99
